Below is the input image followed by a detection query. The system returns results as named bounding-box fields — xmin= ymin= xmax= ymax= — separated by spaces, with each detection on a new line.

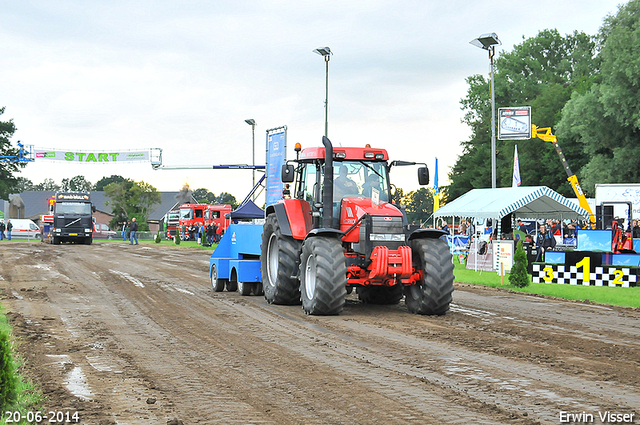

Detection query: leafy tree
xmin=94 ymin=175 xmax=125 ymax=191
xmin=216 ymin=192 xmax=238 ymax=209
xmin=31 ymin=178 xmax=61 ymax=191
xmin=0 ymin=107 xmax=22 ymax=200
xmin=104 ymin=179 xmax=161 ymax=231
xmin=14 ymin=177 xmax=34 ymax=192
xmin=193 ymin=188 xmax=217 ymax=204
xmin=401 ymin=187 xmax=435 ymax=225
xmin=557 ymin=0 xmax=640 ymax=195
xmin=61 ymin=175 xmax=92 ymax=192
xmin=450 ymin=29 xmax=599 ymax=199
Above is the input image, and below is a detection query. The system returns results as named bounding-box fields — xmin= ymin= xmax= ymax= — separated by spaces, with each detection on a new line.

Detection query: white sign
xmin=493 ymin=240 xmax=514 ymax=274
xmin=498 ymin=107 xmax=532 ymax=140
xmin=34 ymin=150 xmax=151 ymax=163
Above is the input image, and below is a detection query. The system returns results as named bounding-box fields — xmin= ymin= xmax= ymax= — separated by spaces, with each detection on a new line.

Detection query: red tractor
xmin=260 ymin=136 xmax=454 ymax=315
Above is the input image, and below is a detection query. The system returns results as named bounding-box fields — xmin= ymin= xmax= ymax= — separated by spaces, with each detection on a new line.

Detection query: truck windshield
xmin=55 ymin=202 xmax=92 ymax=215
xmin=180 ymin=208 xmax=192 ymax=220
xmin=167 ymin=212 xmax=179 ymax=221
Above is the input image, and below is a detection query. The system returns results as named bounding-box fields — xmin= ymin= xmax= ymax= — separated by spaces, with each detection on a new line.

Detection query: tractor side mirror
xmin=417 ymin=167 xmax=429 ymax=186
xmin=281 ymin=164 xmax=295 ymax=183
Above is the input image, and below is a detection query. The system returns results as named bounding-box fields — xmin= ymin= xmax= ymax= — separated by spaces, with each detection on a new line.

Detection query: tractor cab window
xmin=333 ymin=161 xmax=389 ymax=202
xmin=301 ymin=162 xmax=320 ymax=206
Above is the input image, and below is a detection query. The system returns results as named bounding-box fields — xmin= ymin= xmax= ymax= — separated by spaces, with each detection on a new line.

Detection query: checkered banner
xmin=533 ymin=264 xmax=639 ymax=287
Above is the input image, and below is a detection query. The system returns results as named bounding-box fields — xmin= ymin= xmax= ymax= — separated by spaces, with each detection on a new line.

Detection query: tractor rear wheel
xmin=210 ymin=264 xmax=226 ymax=293
xmin=404 ymin=238 xmax=454 ymax=315
xmin=261 ymin=213 xmax=302 ymax=305
xmin=299 ymin=237 xmax=347 ymax=315
xmin=357 ymin=285 xmax=404 ymax=305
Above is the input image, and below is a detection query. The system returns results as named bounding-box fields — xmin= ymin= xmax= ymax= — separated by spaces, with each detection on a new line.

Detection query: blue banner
xmin=266 ymin=130 xmax=286 ymax=206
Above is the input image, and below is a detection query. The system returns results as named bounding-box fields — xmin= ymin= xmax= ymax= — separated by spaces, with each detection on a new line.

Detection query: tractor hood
xmin=339 ymin=197 xmax=403 ymax=226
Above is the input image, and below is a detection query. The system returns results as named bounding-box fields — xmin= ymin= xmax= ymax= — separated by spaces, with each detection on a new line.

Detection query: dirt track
xmin=0 ymin=241 xmax=639 ymax=425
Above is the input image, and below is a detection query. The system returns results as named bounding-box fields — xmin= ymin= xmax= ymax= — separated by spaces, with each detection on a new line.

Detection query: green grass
xmin=454 ymin=262 xmax=640 ymax=308
xmin=0 ymin=305 xmax=44 ymax=424
xmin=107 ymin=237 xmax=219 ymax=251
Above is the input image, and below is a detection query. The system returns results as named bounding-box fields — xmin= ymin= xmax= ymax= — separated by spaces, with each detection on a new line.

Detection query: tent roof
xmin=434 ymin=186 xmax=590 ymax=220
xmin=226 ymin=200 xmax=264 ymax=219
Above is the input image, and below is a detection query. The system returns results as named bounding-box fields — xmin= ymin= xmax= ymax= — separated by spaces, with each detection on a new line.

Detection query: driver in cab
xmin=334 ymin=165 xmax=358 ymax=199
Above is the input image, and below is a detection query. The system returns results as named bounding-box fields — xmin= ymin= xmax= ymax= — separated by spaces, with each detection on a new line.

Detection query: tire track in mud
xmin=3 ymin=243 xmax=639 ymax=424
xmin=69 ymin=246 xmax=510 ymax=424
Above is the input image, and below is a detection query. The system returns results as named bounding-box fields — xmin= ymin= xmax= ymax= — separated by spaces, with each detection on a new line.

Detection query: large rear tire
xmin=261 ymin=213 xmax=302 ymax=305
xmin=357 ymin=285 xmax=404 ymax=305
xmin=404 ymin=238 xmax=454 ymax=315
xmin=299 ymin=237 xmax=347 ymax=315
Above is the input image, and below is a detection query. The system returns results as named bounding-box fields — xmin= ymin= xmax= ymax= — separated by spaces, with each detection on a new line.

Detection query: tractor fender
xmin=407 ymin=228 xmax=448 ymax=241
xmin=305 ymin=228 xmax=343 ymax=241
xmin=269 ymin=200 xmax=312 ymax=240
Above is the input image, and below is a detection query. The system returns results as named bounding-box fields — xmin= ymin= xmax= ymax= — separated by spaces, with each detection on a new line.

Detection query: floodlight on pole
xmin=245 ymin=119 xmax=256 ymax=199
xmin=470 ymin=33 xmax=501 ymax=189
xmin=313 ymin=46 xmax=332 ymax=138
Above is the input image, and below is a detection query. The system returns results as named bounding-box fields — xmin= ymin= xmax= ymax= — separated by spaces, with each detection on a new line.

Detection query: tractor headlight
xmin=370 ymin=233 xmax=405 ymax=241
xmin=85 ymin=229 xmax=93 ymax=233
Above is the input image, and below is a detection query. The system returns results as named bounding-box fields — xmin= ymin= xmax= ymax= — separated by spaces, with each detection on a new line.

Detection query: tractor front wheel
xmin=404 ymin=238 xmax=454 ymax=315
xmin=299 ymin=237 xmax=347 ymax=315
xmin=261 ymin=214 xmax=302 ymax=305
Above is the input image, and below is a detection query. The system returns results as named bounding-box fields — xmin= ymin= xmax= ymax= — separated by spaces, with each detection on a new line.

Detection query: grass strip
xmin=0 ymin=305 xmax=44 ymax=424
xmin=454 ymin=262 xmax=640 ymax=308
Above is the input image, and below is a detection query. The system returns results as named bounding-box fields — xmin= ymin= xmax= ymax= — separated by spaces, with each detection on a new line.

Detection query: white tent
xmin=434 ymin=186 xmax=590 ymax=221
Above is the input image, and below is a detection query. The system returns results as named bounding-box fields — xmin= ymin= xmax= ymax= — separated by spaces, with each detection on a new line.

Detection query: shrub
xmin=174 ymin=236 xmax=180 ymax=245
xmin=509 ymin=240 xmax=530 ymax=288
xmin=0 ymin=328 xmax=17 ymax=410
xmin=155 ymin=232 xmax=161 ymax=243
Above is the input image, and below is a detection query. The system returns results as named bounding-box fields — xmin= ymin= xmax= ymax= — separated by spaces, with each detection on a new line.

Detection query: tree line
xmin=448 ymin=0 xmax=640 ymax=200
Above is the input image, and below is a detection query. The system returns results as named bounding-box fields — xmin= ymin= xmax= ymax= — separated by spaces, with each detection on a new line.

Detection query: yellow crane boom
xmin=531 ymin=125 xmax=596 ymax=229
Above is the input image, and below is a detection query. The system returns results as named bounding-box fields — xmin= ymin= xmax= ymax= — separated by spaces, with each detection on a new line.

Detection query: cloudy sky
xmin=2 ymin=0 xmax=623 ymax=202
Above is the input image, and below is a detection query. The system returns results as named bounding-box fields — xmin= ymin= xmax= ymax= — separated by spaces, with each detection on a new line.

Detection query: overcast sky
xmin=1 ymin=0 xmax=623 ymax=202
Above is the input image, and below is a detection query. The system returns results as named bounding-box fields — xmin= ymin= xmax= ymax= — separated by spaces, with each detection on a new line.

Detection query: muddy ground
xmin=0 ymin=241 xmax=638 ymax=424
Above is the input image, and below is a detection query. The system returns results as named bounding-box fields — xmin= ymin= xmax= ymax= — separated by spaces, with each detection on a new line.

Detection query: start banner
xmin=34 ymin=150 xmax=150 ymax=163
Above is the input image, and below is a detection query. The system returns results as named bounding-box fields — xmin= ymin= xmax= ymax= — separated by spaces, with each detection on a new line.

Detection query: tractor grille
xmin=353 ymin=216 xmax=405 ymax=255
xmin=369 ymin=216 xmax=405 ymax=250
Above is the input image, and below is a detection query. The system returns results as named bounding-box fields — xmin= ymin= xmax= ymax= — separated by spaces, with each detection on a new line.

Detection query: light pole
xmin=245 ymin=119 xmax=256 ymax=200
xmin=313 ymin=46 xmax=332 ymax=138
xmin=470 ymin=33 xmax=501 ymax=189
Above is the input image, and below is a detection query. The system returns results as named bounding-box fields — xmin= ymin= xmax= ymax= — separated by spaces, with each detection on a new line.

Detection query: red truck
xmin=204 ymin=204 xmax=233 ymax=230
xmin=178 ymin=204 xmax=233 ymax=240
xmin=165 ymin=210 xmax=180 ymax=240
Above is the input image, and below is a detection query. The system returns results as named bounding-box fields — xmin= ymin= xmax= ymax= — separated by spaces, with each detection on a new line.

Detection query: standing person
xmin=6 ymin=220 xmax=12 ymax=241
xmin=215 ymin=223 xmax=223 ymax=243
xmin=181 ymin=223 xmax=187 ymax=241
xmin=535 ymin=224 xmax=556 ymax=262
xmin=129 ymin=217 xmax=139 ymax=245
xmin=122 ymin=221 xmax=129 ymax=241
xmin=632 ymin=219 xmax=640 ymax=239
xmin=0 ymin=219 xmax=4 ymax=241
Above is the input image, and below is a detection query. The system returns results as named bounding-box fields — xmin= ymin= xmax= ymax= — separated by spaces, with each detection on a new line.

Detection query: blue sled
xmin=209 ymin=223 xmax=264 ymax=295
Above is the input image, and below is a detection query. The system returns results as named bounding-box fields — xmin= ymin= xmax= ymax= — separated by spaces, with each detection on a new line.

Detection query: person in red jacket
xmin=215 ymin=223 xmax=224 ymax=243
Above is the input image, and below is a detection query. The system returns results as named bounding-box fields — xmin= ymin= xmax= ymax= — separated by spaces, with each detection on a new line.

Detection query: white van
xmin=4 ymin=219 xmax=41 ymax=240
